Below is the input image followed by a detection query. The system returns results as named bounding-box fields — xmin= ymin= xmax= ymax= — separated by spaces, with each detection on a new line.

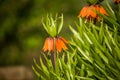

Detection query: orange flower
xmin=99 ymin=5 xmax=108 ymax=16
xmin=78 ymin=5 xmax=108 ymax=21
xmin=114 ymin=0 xmax=120 ymax=4
xmin=78 ymin=6 xmax=88 ymax=18
xmin=43 ymin=37 xmax=54 ymax=52
xmin=56 ymin=36 xmax=69 ymax=52
xmin=42 ymin=36 xmax=69 ymax=52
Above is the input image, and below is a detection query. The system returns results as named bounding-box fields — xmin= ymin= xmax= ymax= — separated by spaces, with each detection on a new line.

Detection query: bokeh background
xmin=0 ymin=0 xmax=85 ymax=79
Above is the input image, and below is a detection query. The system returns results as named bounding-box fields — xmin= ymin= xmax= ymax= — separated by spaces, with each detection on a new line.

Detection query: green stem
xmin=51 ymin=37 xmax=56 ymax=71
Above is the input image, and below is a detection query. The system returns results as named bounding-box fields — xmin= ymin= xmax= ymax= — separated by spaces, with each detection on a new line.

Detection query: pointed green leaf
xmin=58 ymin=14 xmax=63 ymax=34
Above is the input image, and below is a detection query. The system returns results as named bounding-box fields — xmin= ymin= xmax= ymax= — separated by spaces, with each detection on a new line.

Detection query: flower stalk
xmin=52 ymin=37 xmax=56 ymax=70
xmin=42 ymin=14 xmax=69 ymax=70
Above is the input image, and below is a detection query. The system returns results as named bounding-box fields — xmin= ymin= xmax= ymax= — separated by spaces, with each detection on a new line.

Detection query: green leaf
xmin=39 ymin=57 xmax=49 ymax=76
xmin=32 ymin=66 xmax=41 ymax=77
xmin=75 ymin=76 xmax=94 ymax=80
xmin=42 ymin=22 xmax=49 ymax=34
xmin=33 ymin=58 xmax=49 ymax=79
xmin=69 ymin=25 xmax=84 ymax=44
xmin=57 ymin=14 xmax=63 ymax=34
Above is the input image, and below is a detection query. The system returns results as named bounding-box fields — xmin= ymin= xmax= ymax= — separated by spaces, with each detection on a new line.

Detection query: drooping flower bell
xmin=78 ymin=5 xmax=108 ymax=21
xmin=41 ymin=14 xmax=68 ymax=70
xmin=113 ymin=0 xmax=120 ymax=4
xmin=42 ymin=37 xmax=54 ymax=52
xmin=42 ymin=14 xmax=69 ymax=53
xmin=42 ymin=36 xmax=69 ymax=52
xmin=56 ymin=36 xmax=69 ymax=52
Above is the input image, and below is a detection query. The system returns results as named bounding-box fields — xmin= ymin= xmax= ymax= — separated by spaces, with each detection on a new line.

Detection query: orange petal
xmin=56 ymin=37 xmax=68 ymax=52
xmin=95 ymin=5 xmax=100 ymax=12
xmin=42 ymin=37 xmax=54 ymax=52
xmin=86 ymin=7 xmax=91 ymax=18
xmin=43 ymin=38 xmax=49 ymax=52
xmin=59 ymin=36 xmax=69 ymax=44
xmin=99 ymin=6 xmax=108 ymax=16
xmin=56 ymin=38 xmax=62 ymax=52
xmin=81 ymin=6 xmax=88 ymax=17
xmin=78 ymin=6 xmax=88 ymax=18
xmin=47 ymin=37 xmax=54 ymax=51
xmin=89 ymin=5 xmax=96 ymax=18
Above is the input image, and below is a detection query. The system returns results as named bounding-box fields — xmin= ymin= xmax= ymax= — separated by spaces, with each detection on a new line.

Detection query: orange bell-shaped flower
xmin=78 ymin=5 xmax=108 ymax=21
xmin=42 ymin=37 xmax=54 ymax=52
xmin=42 ymin=36 xmax=69 ymax=52
xmin=56 ymin=36 xmax=69 ymax=52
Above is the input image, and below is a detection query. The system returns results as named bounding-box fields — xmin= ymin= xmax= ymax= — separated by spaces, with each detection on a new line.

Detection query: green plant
xmin=70 ymin=18 xmax=120 ymax=79
xmin=32 ymin=0 xmax=120 ymax=80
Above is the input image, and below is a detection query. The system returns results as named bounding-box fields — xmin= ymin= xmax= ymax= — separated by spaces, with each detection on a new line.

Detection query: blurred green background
xmin=0 ymin=0 xmax=86 ymax=66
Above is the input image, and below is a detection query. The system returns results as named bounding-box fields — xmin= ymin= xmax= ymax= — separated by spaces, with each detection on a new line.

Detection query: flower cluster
xmin=78 ymin=5 xmax=108 ymax=21
xmin=43 ymin=36 xmax=69 ymax=52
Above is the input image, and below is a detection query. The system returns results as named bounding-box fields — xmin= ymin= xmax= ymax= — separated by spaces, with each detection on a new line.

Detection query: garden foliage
xmin=32 ymin=0 xmax=120 ymax=80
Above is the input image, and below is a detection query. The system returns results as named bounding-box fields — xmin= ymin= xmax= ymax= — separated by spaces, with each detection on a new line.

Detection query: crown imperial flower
xmin=78 ymin=5 xmax=108 ymax=21
xmin=42 ymin=36 xmax=69 ymax=52
xmin=43 ymin=37 xmax=54 ymax=52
